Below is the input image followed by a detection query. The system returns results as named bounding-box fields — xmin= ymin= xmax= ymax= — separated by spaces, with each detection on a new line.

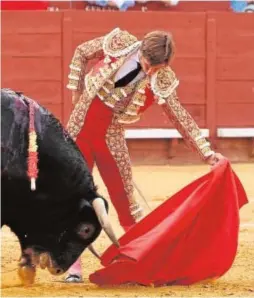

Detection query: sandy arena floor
xmin=1 ymin=163 xmax=254 ymax=297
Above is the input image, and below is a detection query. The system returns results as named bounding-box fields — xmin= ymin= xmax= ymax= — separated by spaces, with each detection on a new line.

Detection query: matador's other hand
xmin=72 ymin=91 xmax=82 ymax=105
xmin=206 ymin=152 xmax=225 ymax=169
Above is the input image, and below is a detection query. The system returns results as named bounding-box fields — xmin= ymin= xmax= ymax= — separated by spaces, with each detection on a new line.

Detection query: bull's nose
xmin=56 ymin=269 xmax=62 ymax=274
xmin=47 ymin=267 xmax=64 ymax=276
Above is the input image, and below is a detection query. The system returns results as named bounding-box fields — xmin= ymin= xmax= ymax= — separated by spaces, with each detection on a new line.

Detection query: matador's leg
xmin=94 ymin=119 xmax=143 ymax=231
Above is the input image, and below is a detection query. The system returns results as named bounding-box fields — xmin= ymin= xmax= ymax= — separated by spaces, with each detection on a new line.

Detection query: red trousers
xmin=75 ymin=97 xmax=139 ymax=228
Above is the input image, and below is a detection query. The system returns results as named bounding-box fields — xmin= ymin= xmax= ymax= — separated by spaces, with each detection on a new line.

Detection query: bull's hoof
xmin=18 ymin=265 xmax=36 ymax=286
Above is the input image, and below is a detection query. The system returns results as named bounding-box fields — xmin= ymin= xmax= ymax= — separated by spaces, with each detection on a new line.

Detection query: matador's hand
xmin=206 ymin=152 xmax=225 ymax=169
xmin=72 ymin=91 xmax=82 ymax=105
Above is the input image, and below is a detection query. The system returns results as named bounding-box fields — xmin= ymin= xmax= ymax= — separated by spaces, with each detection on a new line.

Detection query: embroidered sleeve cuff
xmin=194 ymin=135 xmax=214 ymax=159
xmin=203 ymin=149 xmax=215 ymax=159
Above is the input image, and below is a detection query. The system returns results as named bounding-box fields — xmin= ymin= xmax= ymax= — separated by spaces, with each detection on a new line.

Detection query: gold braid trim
xmin=103 ymin=84 xmax=137 ymax=109
xmin=85 ymin=56 xmax=126 ymax=99
xmin=117 ymin=77 xmax=149 ymax=124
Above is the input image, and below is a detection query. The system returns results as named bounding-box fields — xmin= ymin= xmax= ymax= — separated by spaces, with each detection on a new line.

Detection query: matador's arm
xmin=67 ymin=36 xmax=104 ymax=102
xmin=152 ymin=67 xmax=214 ymax=161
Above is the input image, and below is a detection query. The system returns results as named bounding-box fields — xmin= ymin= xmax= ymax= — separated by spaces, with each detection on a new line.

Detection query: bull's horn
xmin=92 ymin=198 xmax=120 ymax=247
xmin=88 ymin=244 xmax=101 ymax=260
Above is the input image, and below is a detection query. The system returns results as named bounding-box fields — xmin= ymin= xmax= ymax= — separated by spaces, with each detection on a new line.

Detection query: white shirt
xmin=114 ymin=50 xmax=145 ymax=85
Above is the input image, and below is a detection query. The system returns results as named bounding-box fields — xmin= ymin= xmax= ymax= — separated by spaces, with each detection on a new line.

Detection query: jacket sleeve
xmin=66 ymin=36 xmax=104 ymax=92
xmin=151 ymin=66 xmax=214 ymax=160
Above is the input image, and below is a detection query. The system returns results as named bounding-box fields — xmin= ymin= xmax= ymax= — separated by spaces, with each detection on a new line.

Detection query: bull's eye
xmin=77 ymin=223 xmax=95 ymax=240
xmin=84 ymin=227 xmax=89 ymax=233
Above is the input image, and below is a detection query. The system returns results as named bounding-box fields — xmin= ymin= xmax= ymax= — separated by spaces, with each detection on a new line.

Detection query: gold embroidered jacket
xmin=67 ymin=28 xmax=214 ymax=160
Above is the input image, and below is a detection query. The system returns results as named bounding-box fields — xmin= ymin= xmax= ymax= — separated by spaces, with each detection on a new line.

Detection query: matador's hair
xmin=140 ymin=30 xmax=175 ymax=66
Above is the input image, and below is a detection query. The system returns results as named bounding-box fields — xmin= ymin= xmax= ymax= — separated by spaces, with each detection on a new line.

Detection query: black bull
xmin=1 ymin=89 xmax=119 ymax=284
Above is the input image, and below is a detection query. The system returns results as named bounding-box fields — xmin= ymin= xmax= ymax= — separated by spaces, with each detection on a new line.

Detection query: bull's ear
xmin=76 ymin=223 xmax=96 ymax=240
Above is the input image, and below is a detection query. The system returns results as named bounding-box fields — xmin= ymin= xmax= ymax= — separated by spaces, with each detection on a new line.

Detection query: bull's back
xmin=1 ymin=89 xmax=97 ymax=214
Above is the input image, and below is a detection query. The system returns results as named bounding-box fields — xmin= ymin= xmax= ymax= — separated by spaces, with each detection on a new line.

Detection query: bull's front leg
xmin=6 ymin=228 xmax=36 ymax=285
xmin=16 ymin=232 xmax=37 ymax=286
xmin=17 ymin=234 xmax=53 ymax=285
xmin=18 ymin=247 xmax=37 ymax=286
xmin=16 ymin=233 xmax=46 ymax=286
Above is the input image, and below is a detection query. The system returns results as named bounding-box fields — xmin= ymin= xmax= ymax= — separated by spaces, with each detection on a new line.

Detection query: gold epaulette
xmin=103 ymin=28 xmax=141 ymax=58
xmin=151 ymin=66 xmax=179 ymax=104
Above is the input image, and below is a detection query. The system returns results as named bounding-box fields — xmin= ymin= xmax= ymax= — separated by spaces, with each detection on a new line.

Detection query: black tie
xmin=115 ymin=62 xmax=142 ymax=88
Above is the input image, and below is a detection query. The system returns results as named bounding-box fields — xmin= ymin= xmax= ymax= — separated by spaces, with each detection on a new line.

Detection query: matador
xmin=65 ymin=28 xmax=224 ymax=282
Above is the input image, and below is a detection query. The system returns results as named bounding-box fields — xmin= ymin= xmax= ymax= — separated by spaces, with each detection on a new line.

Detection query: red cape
xmin=90 ymin=160 xmax=248 ymax=286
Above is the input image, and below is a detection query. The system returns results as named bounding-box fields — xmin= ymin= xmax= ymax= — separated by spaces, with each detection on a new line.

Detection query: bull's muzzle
xmin=21 ymin=250 xmax=64 ymax=276
xmin=38 ymin=252 xmax=64 ymax=275
xmin=47 ymin=266 xmax=64 ymax=276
